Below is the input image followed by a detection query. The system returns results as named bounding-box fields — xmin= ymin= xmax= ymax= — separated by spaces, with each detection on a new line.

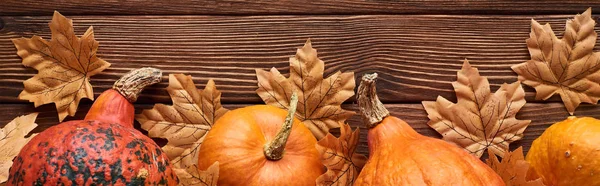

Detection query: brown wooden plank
xmin=0 ymin=1 xmax=598 ymax=15
xmin=1 ymin=15 xmax=598 ymax=106
xmin=1 ymin=102 xmax=596 ymax=157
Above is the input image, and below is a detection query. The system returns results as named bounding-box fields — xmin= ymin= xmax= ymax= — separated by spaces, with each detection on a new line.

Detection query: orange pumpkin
xmin=354 ymin=73 xmax=504 ymax=186
xmin=526 ymin=116 xmax=600 ymax=186
xmin=197 ymin=93 xmax=324 ymax=185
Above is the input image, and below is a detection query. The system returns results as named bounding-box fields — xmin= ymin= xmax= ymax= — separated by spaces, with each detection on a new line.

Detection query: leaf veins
xmin=422 ymin=59 xmax=531 ymax=158
xmin=12 ymin=11 xmax=111 ymax=121
xmin=512 ymin=8 xmax=600 ymax=115
xmin=135 ymin=74 xmax=228 ymax=184
xmin=316 ymin=123 xmax=367 ymax=186
xmin=486 ymin=147 xmax=545 ymax=186
xmin=256 ymin=39 xmax=355 ymax=139
xmin=0 ymin=113 xmax=38 ymax=184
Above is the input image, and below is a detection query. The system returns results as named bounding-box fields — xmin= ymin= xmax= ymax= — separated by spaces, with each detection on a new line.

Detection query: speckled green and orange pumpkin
xmin=7 ymin=68 xmax=178 ymax=185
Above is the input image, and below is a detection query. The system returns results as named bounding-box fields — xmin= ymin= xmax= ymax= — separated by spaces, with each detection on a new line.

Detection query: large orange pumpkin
xmin=354 ymin=73 xmax=504 ymax=186
xmin=526 ymin=116 xmax=600 ymax=186
xmin=8 ymin=68 xmax=178 ymax=185
xmin=197 ymin=93 xmax=324 ymax=185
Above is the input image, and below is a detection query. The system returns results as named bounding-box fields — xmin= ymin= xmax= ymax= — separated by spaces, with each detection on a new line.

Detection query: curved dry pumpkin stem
xmin=358 ymin=73 xmax=390 ymax=128
xmin=264 ymin=92 xmax=298 ymax=161
xmin=112 ymin=67 xmax=162 ymax=103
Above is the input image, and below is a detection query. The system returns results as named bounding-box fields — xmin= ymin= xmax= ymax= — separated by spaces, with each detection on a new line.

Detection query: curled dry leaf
xmin=0 ymin=113 xmax=39 ymax=183
xmin=256 ymin=39 xmax=355 ymax=139
xmin=422 ymin=60 xmax=531 ymax=158
xmin=486 ymin=147 xmax=545 ymax=186
xmin=512 ymin=8 xmax=600 ymax=115
xmin=135 ymin=74 xmax=228 ymax=183
xmin=12 ymin=11 xmax=111 ymax=122
xmin=316 ymin=123 xmax=367 ymax=186
xmin=174 ymin=162 xmax=219 ymax=186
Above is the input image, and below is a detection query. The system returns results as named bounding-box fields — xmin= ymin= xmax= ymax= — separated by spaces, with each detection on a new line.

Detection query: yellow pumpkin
xmin=526 ymin=116 xmax=600 ymax=186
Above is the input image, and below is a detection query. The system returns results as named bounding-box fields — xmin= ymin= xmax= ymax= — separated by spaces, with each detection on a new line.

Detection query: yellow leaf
xmin=512 ymin=8 xmax=600 ymax=115
xmin=174 ymin=162 xmax=219 ymax=186
xmin=256 ymin=39 xmax=355 ymax=139
xmin=316 ymin=123 xmax=366 ymax=186
xmin=12 ymin=11 xmax=111 ymax=122
xmin=0 ymin=113 xmax=38 ymax=183
xmin=136 ymin=74 xmax=228 ymax=181
xmin=486 ymin=147 xmax=545 ymax=186
xmin=422 ymin=59 xmax=531 ymax=158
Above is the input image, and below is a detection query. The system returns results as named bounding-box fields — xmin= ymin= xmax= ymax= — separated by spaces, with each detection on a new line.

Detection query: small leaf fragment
xmin=422 ymin=59 xmax=531 ymax=158
xmin=486 ymin=147 xmax=545 ymax=186
xmin=12 ymin=11 xmax=111 ymax=121
xmin=174 ymin=162 xmax=219 ymax=186
xmin=512 ymin=8 xmax=600 ymax=114
xmin=316 ymin=123 xmax=366 ymax=186
xmin=256 ymin=39 xmax=355 ymax=139
xmin=0 ymin=113 xmax=39 ymax=183
xmin=136 ymin=74 xmax=228 ymax=182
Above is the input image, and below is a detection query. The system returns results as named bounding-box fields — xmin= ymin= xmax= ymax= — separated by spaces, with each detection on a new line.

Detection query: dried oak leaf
xmin=174 ymin=162 xmax=219 ymax=186
xmin=512 ymin=8 xmax=600 ymax=115
xmin=135 ymin=74 xmax=228 ymax=183
xmin=0 ymin=113 xmax=39 ymax=183
xmin=12 ymin=11 xmax=111 ymax=122
xmin=486 ymin=147 xmax=545 ymax=186
xmin=316 ymin=123 xmax=367 ymax=186
xmin=422 ymin=60 xmax=531 ymax=158
xmin=256 ymin=39 xmax=355 ymax=139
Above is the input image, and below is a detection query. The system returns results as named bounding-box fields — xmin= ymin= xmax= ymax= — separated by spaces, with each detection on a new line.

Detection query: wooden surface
xmin=2 ymin=1 xmax=599 ymax=158
xmin=1 ymin=1 xmax=599 ymax=15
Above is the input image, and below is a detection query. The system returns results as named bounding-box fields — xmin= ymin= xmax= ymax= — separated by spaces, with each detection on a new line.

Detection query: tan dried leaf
xmin=316 ymin=123 xmax=366 ymax=186
xmin=135 ymin=74 xmax=228 ymax=180
xmin=174 ymin=162 xmax=219 ymax=186
xmin=12 ymin=11 xmax=111 ymax=122
xmin=511 ymin=8 xmax=600 ymax=115
xmin=422 ymin=59 xmax=531 ymax=158
xmin=0 ymin=113 xmax=39 ymax=183
xmin=256 ymin=39 xmax=355 ymax=139
xmin=486 ymin=147 xmax=545 ymax=186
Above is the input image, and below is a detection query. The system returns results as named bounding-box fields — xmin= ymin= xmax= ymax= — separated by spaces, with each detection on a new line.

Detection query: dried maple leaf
xmin=135 ymin=74 xmax=228 ymax=182
xmin=422 ymin=59 xmax=531 ymax=158
xmin=174 ymin=162 xmax=219 ymax=186
xmin=0 ymin=113 xmax=39 ymax=183
xmin=486 ymin=147 xmax=545 ymax=186
xmin=511 ymin=8 xmax=600 ymax=115
xmin=316 ymin=123 xmax=367 ymax=186
xmin=256 ymin=39 xmax=355 ymax=139
xmin=12 ymin=11 xmax=111 ymax=122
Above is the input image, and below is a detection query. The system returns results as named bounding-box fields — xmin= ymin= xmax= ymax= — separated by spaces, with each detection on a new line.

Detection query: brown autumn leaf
xmin=256 ymin=39 xmax=355 ymax=139
xmin=486 ymin=147 xmax=545 ymax=186
xmin=0 ymin=113 xmax=39 ymax=183
xmin=422 ymin=59 xmax=531 ymax=158
xmin=174 ymin=162 xmax=219 ymax=186
xmin=135 ymin=74 xmax=228 ymax=182
xmin=12 ymin=11 xmax=111 ymax=122
xmin=512 ymin=8 xmax=600 ymax=115
xmin=316 ymin=123 xmax=367 ymax=186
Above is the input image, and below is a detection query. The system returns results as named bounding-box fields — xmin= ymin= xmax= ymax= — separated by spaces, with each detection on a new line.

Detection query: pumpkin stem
xmin=112 ymin=67 xmax=162 ymax=103
xmin=358 ymin=73 xmax=390 ymax=128
xmin=264 ymin=92 xmax=298 ymax=161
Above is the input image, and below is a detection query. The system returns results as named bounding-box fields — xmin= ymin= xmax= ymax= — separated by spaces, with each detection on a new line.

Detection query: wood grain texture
xmin=0 ymin=0 xmax=599 ymax=16
xmin=2 ymin=14 xmax=600 ymax=107
xmin=2 ymin=102 xmax=597 ymax=157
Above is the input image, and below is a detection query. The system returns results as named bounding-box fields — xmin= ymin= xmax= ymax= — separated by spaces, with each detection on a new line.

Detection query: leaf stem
xmin=264 ymin=92 xmax=298 ymax=161
xmin=112 ymin=67 xmax=162 ymax=103
xmin=357 ymin=73 xmax=390 ymax=128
